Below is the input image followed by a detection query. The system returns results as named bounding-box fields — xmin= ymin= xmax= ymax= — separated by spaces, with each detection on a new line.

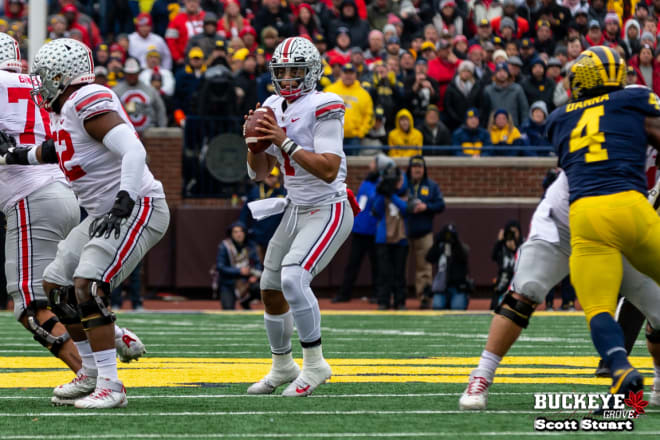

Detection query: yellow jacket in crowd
xmin=324 ymin=80 xmax=373 ymax=139
xmin=489 ymin=124 xmax=522 ymax=145
xmin=387 ymin=109 xmax=423 ymax=157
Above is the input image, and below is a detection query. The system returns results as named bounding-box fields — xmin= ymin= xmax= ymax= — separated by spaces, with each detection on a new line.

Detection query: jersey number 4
xmin=569 ymin=105 xmax=607 ymax=163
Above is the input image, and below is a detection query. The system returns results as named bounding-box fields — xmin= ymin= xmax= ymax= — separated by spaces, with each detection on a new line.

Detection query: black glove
xmin=0 ymin=131 xmax=18 ymax=165
xmin=90 ymin=191 xmax=136 ymax=239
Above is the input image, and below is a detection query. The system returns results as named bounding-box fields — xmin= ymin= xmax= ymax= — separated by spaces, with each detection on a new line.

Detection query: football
xmin=244 ymin=106 xmax=276 ymax=154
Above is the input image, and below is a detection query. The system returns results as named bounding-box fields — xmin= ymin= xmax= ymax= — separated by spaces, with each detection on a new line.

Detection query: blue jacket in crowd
xmin=451 ymin=126 xmax=492 ymax=156
xmin=239 ymin=182 xmax=287 ymax=248
xmin=216 ymin=229 xmax=263 ymax=290
xmin=372 ymin=192 xmax=408 ymax=246
xmin=405 ymin=156 xmax=445 ymax=239
xmin=352 ymin=172 xmax=379 ymax=236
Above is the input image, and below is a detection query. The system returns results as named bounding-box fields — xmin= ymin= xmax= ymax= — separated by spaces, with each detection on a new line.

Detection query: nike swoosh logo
xmin=291 ymin=118 xmax=300 ymax=123
xmin=295 ymin=385 xmax=311 ymax=394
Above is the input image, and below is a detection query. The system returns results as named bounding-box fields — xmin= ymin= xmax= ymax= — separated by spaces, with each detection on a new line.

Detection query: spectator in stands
xmin=215 ymin=2 xmax=246 ymax=40
xmin=385 ymin=36 xmax=405 ymax=58
xmin=114 ymin=58 xmax=167 ymax=134
xmin=427 ymin=40 xmax=459 ymax=113
xmin=404 ymin=155 xmax=445 ymax=308
xmin=546 ymin=57 xmax=561 ymax=83
xmin=498 ymin=16 xmax=516 ymax=42
xmin=491 ymin=220 xmax=521 ymax=309
xmin=444 ymin=60 xmax=483 ymax=131
xmin=433 ymin=0 xmax=465 ymax=37
xmin=388 ymin=109 xmax=423 ymax=157
xmin=400 ymin=51 xmax=417 ymax=83
xmin=552 ymin=61 xmax=572 ymax=108
xmin=534 ymin=19 xmax=555 ymax=57
xmin=452 ymin=35 xmax=469 ymax=60
xmin=48 ymin=14 xmax=69 ymax=40
xmin=493 ymin=0 xmax=529 ymax=39
xmin=94 ymin=43 xmax=109 ymax=67
xmin=488 ymin=108 xmax=525 ymax=156
xmin=362 ymin=107 xmax=388 ymax=154
xmin=587 ymin=0 xmax=607 ymax=27
xmin=129 ymin=13 xmax=173 ymax=71
xmin=60 ymin=3 xmax=92 ymax=48
xmin=290 ymin=3 xmax=320 ymax=40
xmin=452 ymin=108 xmax=492 ymax=156
xmin=481 ymin=62 xmax=529 ymax=128
xmin=94 ymin=66 xmax=108 ymax=86
xmin=538 ymin=0 xmax=571 ymax=41
xmin=585 ymin=20 xmax=604 ymax=48
xmin=372 ymin=163 xmax=408 ymax=310
xmin=329 ymin=0 xmax=369 ymax=50
xmin=423 ymin=23 xmax=440 ymax=46
xmin=186 ymin=13 xmax=223 ymax=58
xmin=60 ymin=2 xmax=102 ymax=48
xmin=111 ymin=264 xmax=143 ymax=311
xmin=325 ymin=63 xmax=373 ymax=151
xmin=419 ymin=40 xmax=437 ymax=62
xmin=470 ymin=18 xmax=493 ymax=47
xmin=364 ymin=30 xmax=386 ymax=66
xmin=426 ymin=223 xmax=471 ymax=310
xmin=166 ymin=0 xmax=206 ymax=68
xmin=215 ymin=222 xmax=262 ymax=310
xmin=139 ymin=46 xmax=176 ymax=97
xmin=326 ymin=27 xmax=352 ymax=66
xmin=239 ymin=166 xmax=286 ymax=260
xmin=630 ymin=44 xmax=656 ymax=91
xmin=149 ymin=71 xmax=174 ymax=123
xmin=504 ymin=40 xmax=519 ymax=59
xmin=472 ymin=1 xmax=502 ymax=28
xmin=420 ymin=105 xmax=451 ymax=153
xmin=520 ymin=101 xmax=550 ymax=155
xmin=234 ymin=53 xmax=259 ymax=115
xmin=174 ymin=46 xmax=206 ymax=131
xmin=404 ymin=59 xmax=439 ymax=123
xmin=367 ymin=0 xmax=397 ymax=31
xmin=467 ymin=45 xmax=492 ymax=85
xmin=604 ymin=13 xmax=625 ymax=50
xmin=623 ymin=16 xmax=642 ymax=57
xmin=334 ymin=155 xmax=388 ymax=303
xmin=254 ymin=0 xmax=293 ymax=40
xmin=521 ymin=58 xmax=555 ymax=111
xmin=197 ymin=45 xmax=237 ymax=120
xmin=566 ymin=36 xmax=582 ymax=61
xmin=240 ymin=26 xmax=259 ymax=53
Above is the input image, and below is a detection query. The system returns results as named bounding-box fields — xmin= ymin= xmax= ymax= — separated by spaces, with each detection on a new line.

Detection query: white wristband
xmin=27 ymin=146 xmax=39 ymax=165
xmin=281 ymin=137 xmax=302 ymax=156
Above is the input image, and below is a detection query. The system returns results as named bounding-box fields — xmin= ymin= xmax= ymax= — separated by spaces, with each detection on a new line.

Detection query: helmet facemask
xmin=30 ymin=66 xmax=65 ymax=110
xmin=270 ymin=62 xmax=310 ymax=99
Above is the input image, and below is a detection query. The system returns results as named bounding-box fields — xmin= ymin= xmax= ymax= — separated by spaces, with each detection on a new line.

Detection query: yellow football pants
xmin=570 ymin=191 xmax=660 ymax=323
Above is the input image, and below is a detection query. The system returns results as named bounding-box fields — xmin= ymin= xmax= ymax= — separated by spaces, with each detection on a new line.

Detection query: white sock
xmin=272 ymin=352 xmax=295 ymax=371
xmin=302 ymin=344 xmax=324 ymax=368
xmin=477 ymin=350 xmax=502 ymax=381
xmin=264 ymin=311 xmax=293 ymax=355
xmin=93 ymin=348 xmax=118 ymax=381
xmin=74 ymin=340 xmax=96 ymax=375
xmin=654 ymin=363 xmax=660 ymax=380
xmin=114 ymin=325 xmax=123 ymax=338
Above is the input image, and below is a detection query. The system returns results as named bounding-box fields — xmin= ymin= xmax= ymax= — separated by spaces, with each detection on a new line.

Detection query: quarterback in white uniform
xmin=246 ymin=36 xmax=354 ymax=397
xmin=459 ymin=169 xmax=660 ymax=410
xmin=0 ymin=39 xmax=169 ymax=409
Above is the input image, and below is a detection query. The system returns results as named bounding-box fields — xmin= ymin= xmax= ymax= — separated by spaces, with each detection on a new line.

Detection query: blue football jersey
xmin=547 ymin=86 xmax=660 ymax=203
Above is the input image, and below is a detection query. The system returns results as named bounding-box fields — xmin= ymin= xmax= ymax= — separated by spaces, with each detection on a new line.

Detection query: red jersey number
xmin=281 ymin=127 xmax=295 ymax=176
xmin=54 ymin=129 xmax=86 ymax=181
xmin=7 ymin=87 xmax=52 ymax=144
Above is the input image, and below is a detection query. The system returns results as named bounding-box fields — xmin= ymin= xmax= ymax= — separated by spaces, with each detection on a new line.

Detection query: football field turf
xmin=1 ymin=310 xmax=660 ymax=439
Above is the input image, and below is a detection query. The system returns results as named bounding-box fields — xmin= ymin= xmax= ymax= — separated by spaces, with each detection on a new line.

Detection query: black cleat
xmin=594 ymin=359 xmax=611 ymax=378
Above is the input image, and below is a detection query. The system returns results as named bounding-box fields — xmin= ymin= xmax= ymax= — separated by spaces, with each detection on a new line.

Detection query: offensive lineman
xmin=0 ymin=39 xmax=169 ymax=408
xmin=0 ymin=33 xmax=146 ymax=405
xmin=245 ymin=36 xmax=354 ymax=396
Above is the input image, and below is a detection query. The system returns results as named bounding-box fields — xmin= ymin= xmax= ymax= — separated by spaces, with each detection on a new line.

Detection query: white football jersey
xmin=263 ymin=91 xmax=347 ymax=205
xmin=0 ymin=70 xmax=67 ymax=213
xmin=51 ymin=84 xmax=164 ymax=217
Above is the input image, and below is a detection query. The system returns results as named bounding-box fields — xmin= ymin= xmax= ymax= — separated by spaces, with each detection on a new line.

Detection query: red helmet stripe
xmin=281 ymin=37 xmax=294 ymax=63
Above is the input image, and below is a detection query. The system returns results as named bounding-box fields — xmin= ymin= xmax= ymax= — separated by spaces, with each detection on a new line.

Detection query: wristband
xmin=280 ymin=137 xmax=302 ymax=157
xmin=27 ymin=146 xmax=39 ymax=165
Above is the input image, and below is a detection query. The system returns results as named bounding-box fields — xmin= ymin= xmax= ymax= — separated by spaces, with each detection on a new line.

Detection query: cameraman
xmin=426 ymin=224 xmax=471 ymax=310
xmin=490 ymin=220 xmax=522 ymax=309
xmin=372 ymin=163 xmax=409 ymax=310
xmin=404 ymin=155 xmax=445 ymax=308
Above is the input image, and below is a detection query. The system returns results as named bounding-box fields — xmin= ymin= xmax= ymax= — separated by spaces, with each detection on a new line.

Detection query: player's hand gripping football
xmin=90 ymin=191 xmax=136 ymax=239
xmin=255 ymin=113 xmax=287 ymax=149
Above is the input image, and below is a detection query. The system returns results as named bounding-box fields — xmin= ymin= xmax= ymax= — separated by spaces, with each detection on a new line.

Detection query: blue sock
xmin=589 ymin=312 xmax=631 ymax=375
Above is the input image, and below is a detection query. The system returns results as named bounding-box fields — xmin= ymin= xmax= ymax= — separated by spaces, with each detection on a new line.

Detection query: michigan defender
xmin=0 ymin=33 xmax=146 ymax=406
xmin=0 ymin=39 xmax=169 ymax=408
xmin=245 ymin=37 xmax=354 ymax=396
xmin=546 ymin=45 xmax=660 ymax=399
xmin=459 ymin=169 xmax=660 ymax=409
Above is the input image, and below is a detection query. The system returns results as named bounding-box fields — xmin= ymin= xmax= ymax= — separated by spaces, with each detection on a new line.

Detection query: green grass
xmin=1 ymin=311 xmax=659 ymax=439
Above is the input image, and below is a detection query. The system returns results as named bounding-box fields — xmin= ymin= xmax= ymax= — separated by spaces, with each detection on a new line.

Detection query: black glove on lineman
xmin=90 ymin=191 xmax=136 ymax=239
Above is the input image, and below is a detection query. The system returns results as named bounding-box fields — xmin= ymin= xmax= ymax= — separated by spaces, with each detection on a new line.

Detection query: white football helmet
xmin=0 ymin=33 xmax=21 ymax=73
xmin=269 ymin=37 xmax=322 ymax=100
xmin=30 ymin=38 xmax=95 ymax=110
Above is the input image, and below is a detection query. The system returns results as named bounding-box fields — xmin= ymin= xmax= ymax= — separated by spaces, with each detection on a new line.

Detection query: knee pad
xmin=260 ymin=267 xmax=281 ymax=291
xmin=646 ymin=324 xmax=660 ymax=343
xmin=494 ymin=291 xmax=536 ymax=329
xmin=48 ymin=286 xmax=80 ymax=325
xmin=23 ymin=302 xmax=71 ymax=356
xmin=78 ymin=281 xmax=116 ymax=330
xmin=281 ymin=265 xmax=314 ymax=310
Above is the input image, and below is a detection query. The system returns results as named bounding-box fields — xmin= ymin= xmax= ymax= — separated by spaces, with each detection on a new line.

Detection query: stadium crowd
xmin=2 ymin=0 xmax=655 ymax=157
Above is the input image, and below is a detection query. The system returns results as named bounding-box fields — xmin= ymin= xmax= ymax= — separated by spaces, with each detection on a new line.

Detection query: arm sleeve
xmin=390 ymin=194 xmax=408 ymax=214
xmin=216 ymin=244 xmax=241 ymax=277
xmin=313 ymin=118 xmax=344 ymax=156
xmin=102 ymin=123 xmax=146 ymax=201
xmin=427 ymin=183 xmax=445 ymax=213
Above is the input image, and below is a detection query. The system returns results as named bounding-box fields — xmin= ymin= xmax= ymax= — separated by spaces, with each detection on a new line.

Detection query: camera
xmin=377 ymin=165 xmax=401 ymax=196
